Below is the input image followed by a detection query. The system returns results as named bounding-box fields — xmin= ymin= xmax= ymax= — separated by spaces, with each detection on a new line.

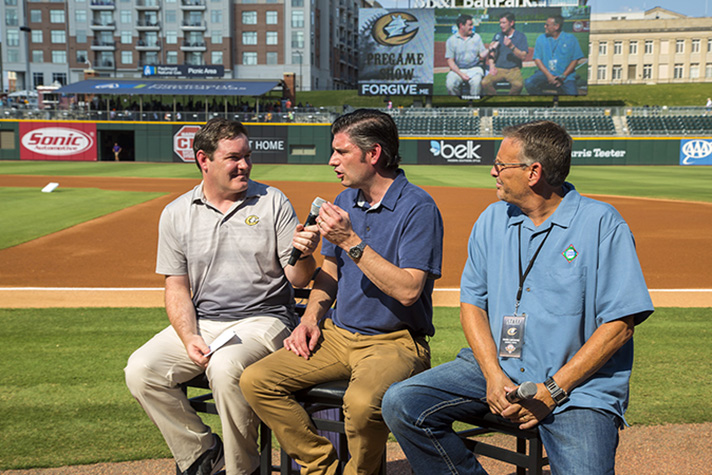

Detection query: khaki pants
xmin=125 ymin=316 xmax=289 ymax=474
xmin=241 ymin=319 xmax=431 ymax=475
xmin=481 ymin=67 xmax=524 ymax=95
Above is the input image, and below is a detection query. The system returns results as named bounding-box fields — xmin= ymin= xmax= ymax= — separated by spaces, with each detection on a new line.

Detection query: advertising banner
xmin=680 ymin=139 xmax=712 ymax=166
xmin=417 ymin=138 xmax=495 ymax=164
xmin=172 ymin=125 xmax=288 ymax=163
xmin=20 ymin=122 xmax=97 ymax=161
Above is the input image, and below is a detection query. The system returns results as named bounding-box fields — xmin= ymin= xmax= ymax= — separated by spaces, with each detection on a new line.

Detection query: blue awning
xmin=57 ymin=78 xmax=281 ymax=96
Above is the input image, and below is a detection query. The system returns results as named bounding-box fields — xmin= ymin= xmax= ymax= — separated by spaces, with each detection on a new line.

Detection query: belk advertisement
xmin=20 ymin=122 xmax=97 ymax=161
xmin=417 ymin=138 xmax=495 ymax=164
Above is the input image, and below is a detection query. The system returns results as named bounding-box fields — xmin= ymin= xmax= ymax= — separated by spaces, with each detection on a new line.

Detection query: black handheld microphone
xmin=288 ymin=197 xmax=326 ymax=266
xmin=505 ymin=381 xmax=537 ymax=404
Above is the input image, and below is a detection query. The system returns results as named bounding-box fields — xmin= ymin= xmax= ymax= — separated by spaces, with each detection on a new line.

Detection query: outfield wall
xmin=1 ymin=120 xmax=709 ymax=166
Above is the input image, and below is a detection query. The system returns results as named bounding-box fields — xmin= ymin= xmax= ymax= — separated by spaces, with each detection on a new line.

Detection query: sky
xmin=377 ymin=1 xmax=710 ymax=18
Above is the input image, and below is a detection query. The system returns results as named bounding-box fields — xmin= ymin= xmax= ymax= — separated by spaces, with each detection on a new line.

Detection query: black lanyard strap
xmin=516 ymin=223 xmax=553 ymax=313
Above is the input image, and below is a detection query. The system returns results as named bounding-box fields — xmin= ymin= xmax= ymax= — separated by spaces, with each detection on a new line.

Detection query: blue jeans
xmin=524 ymin=71 xmax=579 ymax=95
xmin=382 ymin=348 xmax=621 ymax=475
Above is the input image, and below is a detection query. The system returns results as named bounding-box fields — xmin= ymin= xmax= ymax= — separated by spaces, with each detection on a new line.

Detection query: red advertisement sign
xmin=20 ymin=122 xmax=97 ymax=161
xmin=173 ymin=125 xmax=201 ymax=162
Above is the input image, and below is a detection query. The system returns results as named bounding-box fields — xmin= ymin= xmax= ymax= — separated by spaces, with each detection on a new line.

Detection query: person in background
xmin=481 ymin=12 xmax=529 ymax=96
xmin=445 ymin=14 xmax=489 ymax=98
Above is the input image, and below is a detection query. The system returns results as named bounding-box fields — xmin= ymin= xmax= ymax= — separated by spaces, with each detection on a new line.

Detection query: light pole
xmin=20 ymin=26 xmax=31 ymax=92
xmin=295 ymin=50 xmax=303 ymax=92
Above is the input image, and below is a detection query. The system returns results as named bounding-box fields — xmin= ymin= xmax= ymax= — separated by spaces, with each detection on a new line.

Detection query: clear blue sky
xmin=378 ymin=1 xmax=710 ymax=18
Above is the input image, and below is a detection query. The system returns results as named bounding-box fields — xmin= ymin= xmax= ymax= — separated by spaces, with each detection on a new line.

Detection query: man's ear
xmin=527 ymin=162 xmax=544 ymax=186
xmin=366 ymin=143 xmax=382 ymax=166
xmin=196 ymin=150 xmax=209 ymax=173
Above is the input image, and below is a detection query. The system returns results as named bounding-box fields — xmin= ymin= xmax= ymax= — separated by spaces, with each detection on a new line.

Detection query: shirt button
xmin=366 ymin=226 xmax=370 ymax=231
xmin=520 ymin=368 xmax=525 ymax=372
xmin=526 ymin=288 xmax=531 ymax=292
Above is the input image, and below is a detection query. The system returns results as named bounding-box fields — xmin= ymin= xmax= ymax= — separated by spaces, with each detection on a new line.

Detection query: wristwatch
xmin=347 ymin=240 xmax=366 ymax=260
xmin=545 ymin=377 xmax=569 ymax=406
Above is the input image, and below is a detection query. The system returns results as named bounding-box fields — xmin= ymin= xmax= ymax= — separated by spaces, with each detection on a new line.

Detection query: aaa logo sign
xmin=173 ymin=125 xmax=201 ymax=162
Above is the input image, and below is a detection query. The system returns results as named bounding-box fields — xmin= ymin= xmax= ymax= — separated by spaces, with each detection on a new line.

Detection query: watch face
xmin=349 ymin=247 xmax=362 ymax=259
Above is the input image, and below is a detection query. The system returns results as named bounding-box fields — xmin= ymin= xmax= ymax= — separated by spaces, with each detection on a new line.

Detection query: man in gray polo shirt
xmin=125 ymin=118 xmax=318 ymax=475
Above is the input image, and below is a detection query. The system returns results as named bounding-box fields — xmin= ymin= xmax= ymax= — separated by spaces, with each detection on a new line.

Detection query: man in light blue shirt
xmin=383 ymin=120 xmax=653 ymax=475
xmin=525 ymin=14 xmax=584 ymax=95
xmin=445 ymin=14 xmax=489 ymax=98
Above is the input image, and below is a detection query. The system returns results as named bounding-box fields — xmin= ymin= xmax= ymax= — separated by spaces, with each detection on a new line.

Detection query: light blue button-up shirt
xmin=460 ymin=183 xmax=653 ymax=421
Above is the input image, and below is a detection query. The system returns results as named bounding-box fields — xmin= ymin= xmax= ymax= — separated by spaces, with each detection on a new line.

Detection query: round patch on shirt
xmin=245 ymin=215 xmax=260 ymax=226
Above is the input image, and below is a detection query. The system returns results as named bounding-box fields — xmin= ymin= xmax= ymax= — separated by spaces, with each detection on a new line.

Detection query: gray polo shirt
xmin=156 ymin=180 xmax=299 ymax=328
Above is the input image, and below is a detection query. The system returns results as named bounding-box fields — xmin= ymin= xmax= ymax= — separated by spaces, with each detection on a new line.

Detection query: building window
xmin=629 ymin=41 xmax=638 ymax=55
xmin=76 ymin=29 xmax=87 ymax=43
xmin=51 ymin=30 xmax=65 ymax=43
xmin=4 ymin=0 xmax=17 ymax=5
xmin=614 ymin=41 xmax=622 ymax=55
xmin=50 ymin=9 xmax=65 ymax=23
xmin=291 ymin=0 xmax=303 ymax=6
xmin=6 ymin=29 xmax=19 ymax=46
xmin=612 ymin=65 xmax=622 ymax=80
xmin=121 ymin=10 xmax=131 ymax=24
xmin=266 ymin=51 xmax=278 ymax=64
xmin=33 ymin=72 xmax=43 ymax=88
xmin=166 ymin=10 xmax=176 ymax=23
xmin=75 ymin=9 xmax=86 ymax=22
xmin=692 ymin=39 xmax=700 ymax=54
xmin=690 ymin=63 xmax=699 ymax=79
xmin=643 ymin=64 xmax=652 ymax=79
xmin=167 ymin=51 xmax=178 ymax=64
xmin=31 ymin=30 xmax=43 ymax=43
xmin=30 ymin=9 xmax=41 ymax=22
xmin=32 ymin=50 xmax=43 ymax=62
xmin=644 ymin=40 xmax=653 ymax=55
xmin=266 ymin=11 xmax=277 ymax=24
xmin=242 ymin=31 xmax=257 ymax=45
xmin=708 ymin=39 xmax=712 ymax=53
xmin=674 ymin=64 xmax=684 ymax=79
xmin=266 ymin=31 xmax=278 ymax=45
xmin=597 ymin=42 xmax=607 ymax=56
xmin=242 ymin=11 xmax=257 ymax=24
xmin=242 ymin=51 xmax=257 ymax=65
xmin=675 ymin=40 xmax=684 ymax=54
xmin=291 ymin=31 xmax=304 ymax=48
xmin=211 ymin=10 xmax=221 ymax=23
xmin=211 ymin=51 xmax=223 ymax=64
xmin=292 ymin=51 xmax=302 ymax=64
xmin=292 ymin=10 xmax=304 ymax=28
xmin=597 ymin=65 xmax=606 ymax=80
xmin=52 ymin=73 xmax=67 ymax=86
xmin=166 ymin=31 xmax=177 ymax=44
xmin=7 ymin=49 xmax=18 ymax=62
xmin=5 ymin=9 xmax=18 ymax=26
xmin=76 ymin=50 xmax=87 ymax=63
xmin=211 ymin=30 xmax=222 ymax=44
xmin=51 ymin=50 xmax=67 ymax=63
xmin=121 ymin=31 xmax=132 ymax=44
xmin=122 ymin=51 xmax=133 ymax=64
xmin=706 ymin=64 xmax=712 ymax=78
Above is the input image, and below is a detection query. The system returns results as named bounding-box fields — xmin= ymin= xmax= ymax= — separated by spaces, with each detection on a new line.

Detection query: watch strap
xmin=545 ymin=377 xmax=568 ymax=406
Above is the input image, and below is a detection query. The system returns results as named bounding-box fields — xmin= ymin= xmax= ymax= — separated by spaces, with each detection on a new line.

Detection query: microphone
xmin=505 ymin=381 xmax=537 ymax=404
xmin=288 ymin=197 xmax=326 ymax=266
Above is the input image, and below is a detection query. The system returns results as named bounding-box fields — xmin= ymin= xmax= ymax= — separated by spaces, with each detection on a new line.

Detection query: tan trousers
xmin=241 ymin=319 xmax=431 ymax=475
xmin=125 ymin=316 xmax=289 ymax=475
xmin=481 ymin=67 xmax=525 ymax=95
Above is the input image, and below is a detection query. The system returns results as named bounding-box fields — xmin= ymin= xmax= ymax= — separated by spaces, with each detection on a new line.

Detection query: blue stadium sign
xmin=142 ymin=65 xmax=225 ymax=78
xmin=680 ymin=139 xmax=712 ymax=166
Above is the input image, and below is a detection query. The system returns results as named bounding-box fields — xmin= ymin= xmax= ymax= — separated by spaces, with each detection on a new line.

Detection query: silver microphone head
xmin=311 ymin=197 xmax=326 ymax=215
xmin=518 ymin=381 xmax=538 ymax=400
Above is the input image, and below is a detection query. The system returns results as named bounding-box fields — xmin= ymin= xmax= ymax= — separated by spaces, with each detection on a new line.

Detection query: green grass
xmin=3 ymin=161 xmax=710 ymax=203
xmin=0 ymin=187 xmax=165 ymax=250
xmin=0 ymin=307 xmax=707 ymax=470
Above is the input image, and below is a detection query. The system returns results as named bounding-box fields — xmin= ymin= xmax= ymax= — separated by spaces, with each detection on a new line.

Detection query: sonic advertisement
xmin=359 ymin=6 xmax=591 ymax=98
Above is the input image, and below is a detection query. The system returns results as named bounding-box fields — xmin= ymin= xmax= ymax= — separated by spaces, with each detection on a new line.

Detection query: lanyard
xmin=515 ymin=223 xmax=553 ymax=315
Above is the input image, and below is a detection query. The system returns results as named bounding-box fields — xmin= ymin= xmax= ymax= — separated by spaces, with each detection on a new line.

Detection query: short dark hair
xmin=550 ymin=15 xmax=564 ymax=29
xmin=500 ymin=12 xmax=515 ymax=23
xmin=502 ymin=120 xmax=571 ymax=187
xmin=193 ymin=118 xmax=248 ymax=171
xmin=331 ymin=109 xmax=401 ymax=171
xmin=456 ymin=14 xmax=472 ymax=28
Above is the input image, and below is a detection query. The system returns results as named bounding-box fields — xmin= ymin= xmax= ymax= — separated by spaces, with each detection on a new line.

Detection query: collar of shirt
xmin=351 ymin=169 xmax=407 ymax=212
xmin=506 ymin=182 xmax=579 ymax=231
xmin=191 ymin=179 xmax=261 ymax=205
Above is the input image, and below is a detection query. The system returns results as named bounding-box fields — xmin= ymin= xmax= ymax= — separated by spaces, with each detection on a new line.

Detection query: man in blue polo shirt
xmin=383 ymin=120 xmax=653 ymax=474
xmin=481 ymin=11 xmax=529 ymax=96
xmin=525 ymin=14 xmax=584 ymax=95
xmin=242 ymin=109 xmax=443 ymax=475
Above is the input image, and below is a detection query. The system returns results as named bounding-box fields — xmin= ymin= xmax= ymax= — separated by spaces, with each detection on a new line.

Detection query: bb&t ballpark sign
xmin=412 ymin=0 xmax=544 ymax=7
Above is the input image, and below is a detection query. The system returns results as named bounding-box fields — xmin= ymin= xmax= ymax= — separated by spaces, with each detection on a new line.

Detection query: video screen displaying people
xmin=358 ymin=6 xmax=590 ymax=98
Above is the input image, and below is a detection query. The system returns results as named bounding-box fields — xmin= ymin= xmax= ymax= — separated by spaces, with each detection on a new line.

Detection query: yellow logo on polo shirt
xmin=245 ymin=215 xmax=260 ymax=226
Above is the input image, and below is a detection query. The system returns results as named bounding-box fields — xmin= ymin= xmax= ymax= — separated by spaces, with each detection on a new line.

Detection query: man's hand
xmin=459 ymin=71 xmax=472 ymax=82
xmin=501 ymin=382 xmax=556 ymax=430
xmin=185 ymin=334 xmax=211 ymax=369
xmin=316 ymin=202 xmax=357 ymax=248
xmin=292 ymin=223 xmax=320 ymax=258
xmin=502 ymin=36 xmax=512 ymax=48
xmin=485 ymin=372 xmax=516 ymax=415
xmin=283 ymin=320 xmax=321 ymax=360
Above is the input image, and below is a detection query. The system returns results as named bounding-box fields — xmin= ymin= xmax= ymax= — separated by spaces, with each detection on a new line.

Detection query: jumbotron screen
xmin=358 ymin=6 xmax=590 ymax=99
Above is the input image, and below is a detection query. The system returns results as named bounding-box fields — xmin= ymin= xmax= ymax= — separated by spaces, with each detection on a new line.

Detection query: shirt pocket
xmin=536 ymin=267 xmax=586 ymax=317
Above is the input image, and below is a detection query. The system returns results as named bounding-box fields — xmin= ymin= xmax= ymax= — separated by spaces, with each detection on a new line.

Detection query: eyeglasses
xmin=493 ymin=161 xmax=530 ymax=173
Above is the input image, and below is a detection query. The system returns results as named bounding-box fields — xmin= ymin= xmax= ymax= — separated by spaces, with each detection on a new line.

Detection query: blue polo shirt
xmin=491 ymin=29 xmax=529 ymax=69
xmin=532 ymin=31 xmax=584 ymax=81
xmin=322 ymin=170 xmax=443 ymax=336
xmin=460 ymin=184 xmax=653 ymax=421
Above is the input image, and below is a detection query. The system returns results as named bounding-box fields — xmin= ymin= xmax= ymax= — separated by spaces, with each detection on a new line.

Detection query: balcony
xmin=181 ymin=0 xmax=206 ymax=10
xmin=180 ymin=40 xmax=206 ymax=52
xmin=90 ymin=0 xmax=116 ymax=10
xmin=181 ymin=20 xmax=206 ymax=31
xmin=90 ymin=20 xmax=116 ymax=31
xmin=136 ymin=0 xmax=160 ymax=10
xmin=91 ymin=40 xmax=116 ymax=51
xmin=94 ymin=59 xmax=115 ymax=70
xmin=136 ymin=19 xmax=160 ymax=31
xmin=136 ymin=39 xmax=161 ymax=51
